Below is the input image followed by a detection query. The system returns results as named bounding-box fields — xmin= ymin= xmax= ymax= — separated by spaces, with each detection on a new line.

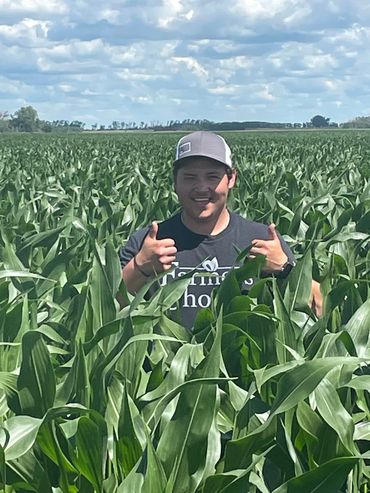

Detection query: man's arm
xmin=122 ymin=221 xmax=177 ymax=294
xmin=310 ymin=280 xmax=323 ymax=317
xmin=249 ymin=223 xmax=323 ymax=317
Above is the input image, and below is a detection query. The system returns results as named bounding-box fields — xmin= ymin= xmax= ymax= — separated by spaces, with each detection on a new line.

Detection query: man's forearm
xmin=122 ymin=257 xmax=152 ymax=294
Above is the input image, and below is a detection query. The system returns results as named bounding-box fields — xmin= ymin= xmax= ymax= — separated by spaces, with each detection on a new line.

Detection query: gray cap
xmin=173 ymin=131 xmax=232 ymax=168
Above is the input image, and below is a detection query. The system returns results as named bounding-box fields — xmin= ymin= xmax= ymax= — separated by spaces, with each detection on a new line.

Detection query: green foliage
xmin=310 ymin=114 xmax=330 ymax=128
xmin=342 ymin=116 xmax=370 ymax=129
xmin=0 ymin=130 xmax=369 ymax=492
xmin=12 ymin=106 xmax=39 ymax=133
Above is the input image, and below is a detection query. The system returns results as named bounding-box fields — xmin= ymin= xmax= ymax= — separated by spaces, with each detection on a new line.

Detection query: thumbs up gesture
xmin=134 ymin=221 xmax=177 ymax=276
xmin=250 ymin=223 xmax=288 ymax=273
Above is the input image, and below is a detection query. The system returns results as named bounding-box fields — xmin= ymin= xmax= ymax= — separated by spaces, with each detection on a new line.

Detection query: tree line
xmin=0 ymin=107 xmax=85 ymax=133
xmin=1 ymin=106 xmax=369 ymax=134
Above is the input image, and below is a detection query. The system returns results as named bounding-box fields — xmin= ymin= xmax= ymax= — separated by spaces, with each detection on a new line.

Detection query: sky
xmin=1 ymin=0 xmax=370 ymax=127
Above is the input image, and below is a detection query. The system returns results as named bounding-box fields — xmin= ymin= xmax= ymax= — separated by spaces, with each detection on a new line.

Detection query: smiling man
xmin=120 ymin=131 xmax=307 ymax=329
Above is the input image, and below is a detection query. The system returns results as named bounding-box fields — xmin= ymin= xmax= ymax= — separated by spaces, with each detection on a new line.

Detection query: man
xmin=120 ymin=131 xmax=320 ymax=328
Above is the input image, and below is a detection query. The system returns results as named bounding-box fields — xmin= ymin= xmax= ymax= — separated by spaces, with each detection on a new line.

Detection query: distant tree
xmin=39 ymin=120 xmax=52 ymax=133
xmin=111 ymin=121 xmax=120 ymax=130
xmin=311 ymin=115 xmax=330 ymax=128
xmin=91 ymin=123 xmax=98 ymax=131
xmin=12 ymin=106 xmax=39 ymax=132
xmin=341 ymin=116 xmax=370 ymax=129
xmin=69 ymin=120 xmax=85 ymax=132
xmin=0 ymin=111 xmax=11 ymax=132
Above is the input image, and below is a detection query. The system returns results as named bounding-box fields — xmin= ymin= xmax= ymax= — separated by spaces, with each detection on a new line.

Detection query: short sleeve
xmin=119 ymin=227 xmax=149 ymax=268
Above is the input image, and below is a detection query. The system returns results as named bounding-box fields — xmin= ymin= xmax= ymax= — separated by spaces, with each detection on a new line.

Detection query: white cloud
xmin=156 ymin=0 xmax=194 ymax=28
xmin=208 ymin=85 xmax=240 ymax=95
xmin=331 ymin=23 xmax=370 ymax=44
xmin=117 ymin=69 xmax=169 ymax=81
xmin=0 ymin=18 xmax=51 ymax=46
xmin=232 ymin=0 xmax=305 ymax=21
xmin=0 ymin=0 xmax=68 ymax=14
xmin=0 ymin=76 xmax=24 ymax=95
xmin=2 ymin=0 xmax=370 ymax=125
xmin=97 ymin=9 xmax=120 ymax=24
xmin=171 ymin=56 xmax=209 ymax=80
xmin=302 ymin=52 xmax=338 ymax=71
xmin=219 ymin=56 xmax=253 ymax=70
xmin=324 ymin=79 xmax=338 ymax=90
xmin=284 ymin=5 xmax=312 ymax=25
xmin=58 ymin=84 xmax=74 ymax=92
xmin=258 ymin=84 xmax=278 ymax=101
xmin=130 ymin=95 xmax=153 ymax=104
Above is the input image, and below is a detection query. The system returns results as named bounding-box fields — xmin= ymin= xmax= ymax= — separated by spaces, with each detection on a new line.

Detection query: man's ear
xmin=228 ymin=169 xmax=237 ymax=189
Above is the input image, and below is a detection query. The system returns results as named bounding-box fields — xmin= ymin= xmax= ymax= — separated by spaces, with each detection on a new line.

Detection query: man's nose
xmin=194 ymin=178 xmax=212 ymax=190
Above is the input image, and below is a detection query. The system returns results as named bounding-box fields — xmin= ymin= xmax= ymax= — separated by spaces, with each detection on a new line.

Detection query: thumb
xmin=268 ymin=223 xmax=278 ymax=241
xmin=148 ymin=221 xmax=158 ymax=240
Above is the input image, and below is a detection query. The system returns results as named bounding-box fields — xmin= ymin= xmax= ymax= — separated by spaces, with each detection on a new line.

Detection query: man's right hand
xmin=134 ymin=221 xmax=177 ymax=276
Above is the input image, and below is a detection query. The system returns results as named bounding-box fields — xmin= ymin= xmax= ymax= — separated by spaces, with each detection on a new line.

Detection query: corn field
xmin=0 ymin=130 xmax=369 ymax=492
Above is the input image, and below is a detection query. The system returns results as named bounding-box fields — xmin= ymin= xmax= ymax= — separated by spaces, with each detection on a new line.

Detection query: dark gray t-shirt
xmin=119 ymin=211 xmax=295 ymax=329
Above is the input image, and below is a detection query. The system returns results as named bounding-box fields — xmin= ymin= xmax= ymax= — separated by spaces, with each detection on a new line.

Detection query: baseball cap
xmin=173 ymin=131 xmax=232 ymax=168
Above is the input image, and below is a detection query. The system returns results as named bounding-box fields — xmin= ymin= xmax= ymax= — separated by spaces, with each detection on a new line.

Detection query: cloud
xmin=1 ymin=0 xmax=370 ymax=125
xmin=0 ymin=0 xmax=68 ymax=15
xmin=0 ymin=18 xmax=51 ymax=46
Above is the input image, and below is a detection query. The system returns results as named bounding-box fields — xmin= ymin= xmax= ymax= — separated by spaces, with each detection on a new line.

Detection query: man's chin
xmin=191 ymin=211 xmax=215 ymax=222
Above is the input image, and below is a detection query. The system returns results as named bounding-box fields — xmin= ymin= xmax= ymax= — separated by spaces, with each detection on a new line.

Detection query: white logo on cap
xmin=177 ymin=141 xmax=191 ymax=158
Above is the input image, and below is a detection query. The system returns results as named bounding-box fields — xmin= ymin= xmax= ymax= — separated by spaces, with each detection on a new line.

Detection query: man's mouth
xmin=193 ymin=198 xmax=211 ymax=203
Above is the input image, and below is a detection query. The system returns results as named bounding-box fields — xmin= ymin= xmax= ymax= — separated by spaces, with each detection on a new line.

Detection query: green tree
xmin=341 ymin=116 xmax=370 ymax=129
xmin=12 ymin=106 xmax=39 ymax=132
xmin=311 ymin=114 xmax=330 ymax=128
xmin=0 ymin=110 xmax=10 ymax=132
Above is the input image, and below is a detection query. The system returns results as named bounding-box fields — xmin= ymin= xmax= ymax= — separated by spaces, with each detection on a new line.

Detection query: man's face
xmin=174 ymin=158 xmax=236 ymax=223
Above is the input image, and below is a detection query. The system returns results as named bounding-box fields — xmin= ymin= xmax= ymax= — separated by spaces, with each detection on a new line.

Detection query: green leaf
xmin=141 ymin=433 xmax=167 ymax=493
xmin=6 ymin=449 xmax=52 ymax=492
xmin=273 ymin=278 xmax=299 ymax=363
xmin=89 ymin=251 xmax=117 ymax=334
xmin=116 ymin=384 xmax=143 ymax=478
xmin=285 ymin=250 xmax=312 ymax=313
xmin=345 ymin=298 xmax=370 ymax=357
xmin=19 ymin=225 xmax=66 ymax=252
xmin=73 ymin=416 xmax=107 ymax=492
xmin=270 ymin=357 xmax=363 ymax=416
xmin=0 ymin=270 xmax=48 ymax=280
xmin=18 ymin=331 xmax=56 ymax=417
xmin=224 ymin=415 xmax=277 ymax=471
xmin=0 ymin=415 xmax=42 ymax=460
xmin=272 ymin=457 xmax=358 ymax=493
xmin=314 ymin=377 xmax=355 ymax=453
xmin=157 ymin=312 xmax=222 ymax=493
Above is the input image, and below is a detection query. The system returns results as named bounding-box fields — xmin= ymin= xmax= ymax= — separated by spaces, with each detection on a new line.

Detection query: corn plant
xmin=0 ymin=130 xmax=369 ymax=492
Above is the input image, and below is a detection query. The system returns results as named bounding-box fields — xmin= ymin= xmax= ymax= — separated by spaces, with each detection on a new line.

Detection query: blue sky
xmin=1 ymin=0 xmax=370 ymax=127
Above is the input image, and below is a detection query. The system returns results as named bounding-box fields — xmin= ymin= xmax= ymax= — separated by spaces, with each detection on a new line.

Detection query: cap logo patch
xmin=177 ymin=141 xmax=191 ymax=158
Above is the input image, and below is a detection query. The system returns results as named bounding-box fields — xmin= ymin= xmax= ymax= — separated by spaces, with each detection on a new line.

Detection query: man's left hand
xmin=250 ymin=223 xmax=288 ymax=273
